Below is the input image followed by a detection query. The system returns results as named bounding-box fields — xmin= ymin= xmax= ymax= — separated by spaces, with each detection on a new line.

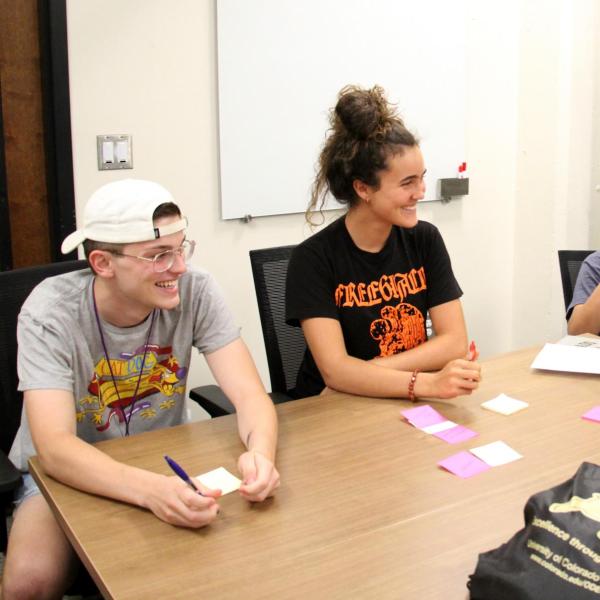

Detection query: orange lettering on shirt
xmin=334 ymin=268 xmax=427 ymax=308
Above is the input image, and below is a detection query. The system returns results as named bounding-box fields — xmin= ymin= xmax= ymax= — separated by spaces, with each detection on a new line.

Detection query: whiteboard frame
xmin=217 ymin=0 xmax=467 ymax=220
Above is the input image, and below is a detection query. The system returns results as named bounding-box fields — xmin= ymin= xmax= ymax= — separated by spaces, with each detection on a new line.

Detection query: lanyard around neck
xmin=91 ymin=280 xmax=156 ymax=436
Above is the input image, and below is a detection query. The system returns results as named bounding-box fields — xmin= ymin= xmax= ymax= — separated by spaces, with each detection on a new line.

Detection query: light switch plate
xmin=97 ymin=134 xmax=133 ymax=170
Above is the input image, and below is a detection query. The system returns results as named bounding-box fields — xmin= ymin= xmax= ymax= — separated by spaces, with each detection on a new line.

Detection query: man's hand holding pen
xmin=159 ymin=452 xmax=279 ymax=528
xmin=144 ymin=473 xmax=221 ymax=529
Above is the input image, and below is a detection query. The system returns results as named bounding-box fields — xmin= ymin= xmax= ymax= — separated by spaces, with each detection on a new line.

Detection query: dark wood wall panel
xmin=0 ymin=0 xmax=50 ymax=267
xmin=0 ymin=78 xmax=11 ymax=270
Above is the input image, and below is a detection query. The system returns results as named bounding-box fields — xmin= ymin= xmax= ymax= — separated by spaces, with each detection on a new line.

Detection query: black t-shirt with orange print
xmin=285 ymin=216 xmax=462 ymax=399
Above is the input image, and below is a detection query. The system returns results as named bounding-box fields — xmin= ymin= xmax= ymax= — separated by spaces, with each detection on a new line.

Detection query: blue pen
xmin=164 ymin=455 xmax=205 ymax=496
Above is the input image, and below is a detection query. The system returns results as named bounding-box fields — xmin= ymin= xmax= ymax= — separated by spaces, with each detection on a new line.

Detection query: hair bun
xmin=334 ymin=85 xmax=394 ymax=140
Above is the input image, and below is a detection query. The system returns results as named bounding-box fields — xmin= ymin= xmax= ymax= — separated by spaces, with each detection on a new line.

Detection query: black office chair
xmin=189 ymin=245 xmax=306 ymax=416
xmin=0 ymin=259 xmax=101 ymax=597
xmin=558 ymin=250 xmax=594 ymax=311
xmin=188 ymin=384 xmax=236 ymax=417
xmin=249 ymin=245 xmax=306 ymax=401
xmin=0 ymin=259 xmax=89 ymax=551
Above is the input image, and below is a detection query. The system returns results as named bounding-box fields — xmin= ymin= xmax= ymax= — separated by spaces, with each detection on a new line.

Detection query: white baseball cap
xmin=61 ymin=179 xmax=187 ymax=254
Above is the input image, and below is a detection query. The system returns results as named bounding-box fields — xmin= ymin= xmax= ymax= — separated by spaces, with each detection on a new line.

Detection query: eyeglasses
xmin=111 ymin=240 xmax=196 ymax=272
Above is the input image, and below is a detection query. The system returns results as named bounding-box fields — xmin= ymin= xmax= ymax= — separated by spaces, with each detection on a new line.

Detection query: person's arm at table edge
xmin=567 ymin=284 xmax=600 ymax=335
xmin=370 ymin=299 xmax=469 ymax=372
xmin=205 ymin=338 xmax=280 ymax=500
xmin=25 ymin=389 xmax=220 ymax=527
xmin=301 ymin=316 xmax=480 ymax=400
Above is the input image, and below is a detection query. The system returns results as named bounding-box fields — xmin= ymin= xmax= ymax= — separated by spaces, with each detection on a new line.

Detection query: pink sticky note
xmin=582 ymin=406 xmax=600 ymax=423
xmin=438 ymin=451 xmax=491 ymax=478
xmin=433 ymin=425 xmax=478 ymax=444
xmin=401 ymin=405 xmax=446 ymax=429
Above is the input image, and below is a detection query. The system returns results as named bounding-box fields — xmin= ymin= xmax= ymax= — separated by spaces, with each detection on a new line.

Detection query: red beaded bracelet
xmin=408 ymin=369 xmax=419 ymax=402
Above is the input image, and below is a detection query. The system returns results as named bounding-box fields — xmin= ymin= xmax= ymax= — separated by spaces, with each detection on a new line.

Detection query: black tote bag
xmin=469 ymin=462 xmax=600 ymax=599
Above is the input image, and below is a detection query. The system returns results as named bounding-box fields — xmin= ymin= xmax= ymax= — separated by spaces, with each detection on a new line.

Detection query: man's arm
xmin=568 ymin=284 xmax=600 ymax=335
xmin=205 ymin=338 xmax=280 ymax=502
xmin=25 ymin=389 xmax=220 ymax=527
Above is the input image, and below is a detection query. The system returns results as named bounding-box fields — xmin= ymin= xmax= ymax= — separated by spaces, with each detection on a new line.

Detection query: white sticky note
xmin=481 ymin=394 xmax=529 ymax=415
xmin=197 ymin=467 xmax=242 ymax=495
xmin=422 ymin=420 xmax=457 ymax=434
xmin=470 ymin=441 xmax=523 ymax=467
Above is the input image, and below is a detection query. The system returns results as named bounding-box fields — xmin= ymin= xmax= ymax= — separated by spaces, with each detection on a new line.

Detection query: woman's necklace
xmin=92 ymin=280 xmax=156 ymax=436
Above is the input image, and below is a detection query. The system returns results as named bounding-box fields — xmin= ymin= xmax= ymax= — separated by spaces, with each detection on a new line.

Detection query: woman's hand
xmin=416 ymin=358 xmax=481 ymax=399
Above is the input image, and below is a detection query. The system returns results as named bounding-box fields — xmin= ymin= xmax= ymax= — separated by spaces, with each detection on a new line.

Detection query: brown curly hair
xmin=307 ymin=85 xmax=418 ymax=224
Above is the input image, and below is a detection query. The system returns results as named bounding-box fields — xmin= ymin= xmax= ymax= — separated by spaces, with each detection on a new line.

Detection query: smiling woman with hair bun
xmin=285 ymin=84 xmax=481 ymax=402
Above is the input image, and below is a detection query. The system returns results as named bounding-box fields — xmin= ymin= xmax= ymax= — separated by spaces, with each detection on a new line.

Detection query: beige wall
xmin=592 ymin=0 xmax=600 ymax=249
xmin=66 ymin=0 xmax=600 ymax=419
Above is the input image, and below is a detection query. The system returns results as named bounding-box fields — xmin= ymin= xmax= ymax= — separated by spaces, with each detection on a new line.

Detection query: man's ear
xmin=352 ymin=179 xmax=371 ymax=202
xmin=88 ymin=250 xmax=115 ymax=278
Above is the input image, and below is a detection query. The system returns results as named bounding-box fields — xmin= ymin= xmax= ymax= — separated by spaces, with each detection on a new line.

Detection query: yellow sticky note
xmin=196 ymin=467 xmax=241 ymax=495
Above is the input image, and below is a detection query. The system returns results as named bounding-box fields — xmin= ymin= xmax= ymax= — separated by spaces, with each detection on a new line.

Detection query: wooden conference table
xmin=29 ymin=345 xmax=600 ymax=599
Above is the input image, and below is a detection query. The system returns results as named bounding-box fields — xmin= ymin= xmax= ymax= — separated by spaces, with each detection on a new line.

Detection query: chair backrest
xmin=558 ymin=250 xmax=594 ymax=311
xmin=0 ymin=259 xmax=88 ymax=455
xmin=249 ymin=245 xmax=306 ymax=395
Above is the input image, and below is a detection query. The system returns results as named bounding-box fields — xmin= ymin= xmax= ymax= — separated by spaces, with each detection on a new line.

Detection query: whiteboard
xmin=217 ymin=0 xmax=467 ymax=220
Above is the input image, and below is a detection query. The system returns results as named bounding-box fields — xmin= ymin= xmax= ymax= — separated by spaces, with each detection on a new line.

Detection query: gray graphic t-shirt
xmin=9 ymin=266 xmax=240 ymax=470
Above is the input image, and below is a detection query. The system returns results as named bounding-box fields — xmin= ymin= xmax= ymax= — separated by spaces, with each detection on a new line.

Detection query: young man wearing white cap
xmin=2 ymin=179 xmax=280 ymax=599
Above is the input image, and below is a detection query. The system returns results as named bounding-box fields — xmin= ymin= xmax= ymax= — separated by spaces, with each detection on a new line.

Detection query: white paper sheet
xmin=557 ymin=335 xmax=600 ymax=349
xmin=531 ymin=343 xmax=600 ymax=375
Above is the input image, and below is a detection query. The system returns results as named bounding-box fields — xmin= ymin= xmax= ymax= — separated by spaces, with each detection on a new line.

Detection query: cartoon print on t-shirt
xmin=77 ymin=344 xmax=186 ymax=431
xmin=370 ymin=303 xmax=426 ymax=356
